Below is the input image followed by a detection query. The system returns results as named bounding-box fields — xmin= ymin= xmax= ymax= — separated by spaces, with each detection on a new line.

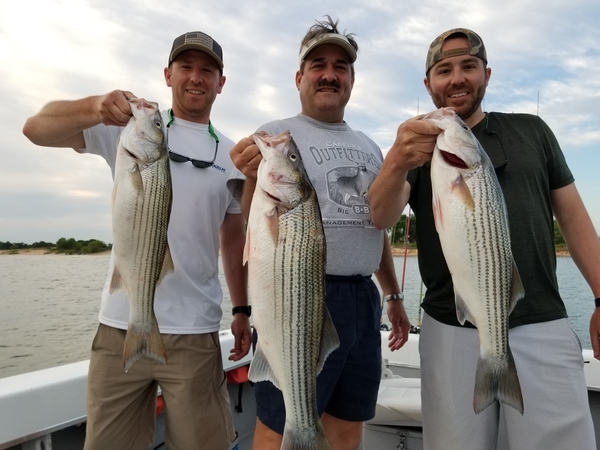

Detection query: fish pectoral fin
xmin=109 ymin=265 xmax=123 ymax=294
xmin=451 ymin=176 xmax=475 ymax=211
xmin=266 ymin=207 xmax=279 ymax=246
xmin=157 ymin=243 xmax=175 ymax=285
xmin=455 ymin=291 xmax=475 ymax=326
xmin=130 ymin=163 xmax=144 ymax=193
xmin=317 ymin=307 xmax=341 ymax=375
xmin=509 ymin=261 xmax=525 ymax=313
xmin=248 ymin=344 xmax=281 ymax=390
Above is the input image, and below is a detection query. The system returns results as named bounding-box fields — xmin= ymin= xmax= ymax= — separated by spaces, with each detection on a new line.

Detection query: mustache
xmin=317 ymin=79 xmax=341 ymax=89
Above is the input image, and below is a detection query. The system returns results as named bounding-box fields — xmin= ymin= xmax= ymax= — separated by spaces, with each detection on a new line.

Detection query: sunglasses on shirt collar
xmin=165 ymin=109 xmax=219 ymax=169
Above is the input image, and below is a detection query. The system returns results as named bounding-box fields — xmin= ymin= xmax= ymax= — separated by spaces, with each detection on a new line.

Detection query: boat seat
xmin=368 ymin=377 xmax=422 ymax=428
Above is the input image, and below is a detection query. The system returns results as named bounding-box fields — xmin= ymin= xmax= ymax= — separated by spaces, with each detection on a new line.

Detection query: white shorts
xmin=419 ymin=313 xmax=595 ymax=450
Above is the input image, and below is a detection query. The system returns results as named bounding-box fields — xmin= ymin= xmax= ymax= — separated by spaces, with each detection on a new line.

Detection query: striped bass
xmin=245 ymin=131 xmax=340 ymax=449
xmin=110 ymin=97 xmax=173 ymax=372
xmin=426 ymin=108 xmax=524 ymax=414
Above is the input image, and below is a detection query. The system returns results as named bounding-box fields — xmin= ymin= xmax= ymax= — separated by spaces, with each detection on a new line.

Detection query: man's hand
xmin=229 ymin=133 xmax=268 ymax=179
xmin=229 ymin=314 xmax=252 ymax=361
xmin=95 ymin=90 xmax=136 ymax=127
xmin=386 ymin=299 xmax=411 ymax=351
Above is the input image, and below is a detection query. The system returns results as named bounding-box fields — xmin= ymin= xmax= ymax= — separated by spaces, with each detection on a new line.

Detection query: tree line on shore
xmin=0 ymin=217 xmax=579 ymax=255
xmin=0 ymin=238 xmax=112 ymax=255
xmin=388 ymin=214 xmax=570 ymax=250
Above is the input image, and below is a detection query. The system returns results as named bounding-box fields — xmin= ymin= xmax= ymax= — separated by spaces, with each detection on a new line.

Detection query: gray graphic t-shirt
xmin=230 ymin=114 xmax=385 ymax=276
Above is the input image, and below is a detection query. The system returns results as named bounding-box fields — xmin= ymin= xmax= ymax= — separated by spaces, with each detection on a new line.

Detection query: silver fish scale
xmin=274 ymin=189 xmax=326 ymax=429
xmin=466 ymin=166 xmax=512 ymax=359
xmin=129 ymin=158 xmax=172 ymax=324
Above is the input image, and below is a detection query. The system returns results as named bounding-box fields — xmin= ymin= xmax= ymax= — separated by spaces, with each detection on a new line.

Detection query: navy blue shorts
xmin=253 ymin=274 xmax=383 ymax=434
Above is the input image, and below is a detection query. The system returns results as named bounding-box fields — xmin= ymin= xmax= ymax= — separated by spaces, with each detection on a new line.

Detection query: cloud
xmin=3 ymin=0 xmax=600 ymax=243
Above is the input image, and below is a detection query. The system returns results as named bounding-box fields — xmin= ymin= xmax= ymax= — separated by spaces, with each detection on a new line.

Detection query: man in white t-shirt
xmin=23 ymin=31 xmax=251 ymax=450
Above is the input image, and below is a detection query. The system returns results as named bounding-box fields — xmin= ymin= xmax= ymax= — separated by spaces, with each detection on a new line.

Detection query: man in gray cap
xmin=228 ymin=15 xmax=410 ymax=450
xmin=23 ymin=31 xmax=251 ymax=450
xmin=370 ymin=27 xmax=600 ymax=449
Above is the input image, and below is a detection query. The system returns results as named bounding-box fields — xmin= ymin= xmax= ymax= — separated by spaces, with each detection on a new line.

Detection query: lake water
xmin=0 ymin=254 xmax=593 ymax=379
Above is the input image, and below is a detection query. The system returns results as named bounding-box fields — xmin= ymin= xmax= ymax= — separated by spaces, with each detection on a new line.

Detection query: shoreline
xmin=0 ymin=249 xmax=111 ymax=256
xmin=0 ymin=248 xmax=571 ymax=257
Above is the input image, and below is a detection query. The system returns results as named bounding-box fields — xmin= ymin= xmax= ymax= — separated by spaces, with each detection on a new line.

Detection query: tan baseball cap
xmin=298 ymin=32 xmax=357 ymax=67
xmin=425 ymin=28 xmax=487 ymax=74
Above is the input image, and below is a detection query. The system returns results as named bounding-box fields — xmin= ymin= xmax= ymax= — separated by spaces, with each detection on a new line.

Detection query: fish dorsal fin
xmin=455 ymin=290 xmax=476 ymax=326
xmin=157 ymin=243 xmax=175 ymax=285
xmin=266 ymin=207 xmax=279 ymax=246
xmin=509 ymin=261 xmax=525 ymax=313
xmin=248 ymin=342 xmax=281 ymax=390
xmin=317 ymin=307 xmax=341 ymax=375
xmin=451 ymin=175 xmax=475 ymax=211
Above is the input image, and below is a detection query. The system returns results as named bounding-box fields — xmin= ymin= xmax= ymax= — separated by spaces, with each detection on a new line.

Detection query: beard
xmin=430 ymin=82 xmax=486 ymax=121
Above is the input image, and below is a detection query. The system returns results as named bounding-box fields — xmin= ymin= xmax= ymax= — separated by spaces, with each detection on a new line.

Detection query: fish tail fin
xmin=123 ymin=319 xmax=167 ymax=372
xmin=473 ymin=351 xmax=523 ymax=415
xmin=281 ymin=423 xmax=331 ymax=450
xmin=497 ymin=349 xmax=524 ymax=414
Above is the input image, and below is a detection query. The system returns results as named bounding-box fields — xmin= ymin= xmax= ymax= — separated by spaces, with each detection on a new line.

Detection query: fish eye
xmin=289 ymin=152 xmax=298 ymax=162
xmin=461 ymin=124 xmax=470 ymax=131
xmin=155 ymin=121 xmax=161 ymax=128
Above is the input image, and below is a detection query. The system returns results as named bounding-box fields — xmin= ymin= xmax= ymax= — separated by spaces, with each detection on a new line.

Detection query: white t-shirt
xmin=83 ymin=112 xmax=241 ymax=334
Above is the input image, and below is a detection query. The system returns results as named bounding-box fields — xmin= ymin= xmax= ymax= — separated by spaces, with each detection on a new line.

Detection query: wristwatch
xmin=384 ymin=293 xmax=404 ymax=302
xmin=232 ymin=305 xmax=252 ymax=317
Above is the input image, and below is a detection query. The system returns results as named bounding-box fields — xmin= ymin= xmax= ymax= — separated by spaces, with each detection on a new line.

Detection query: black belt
xmin=326 ymin=274 xmax=372 ymax=282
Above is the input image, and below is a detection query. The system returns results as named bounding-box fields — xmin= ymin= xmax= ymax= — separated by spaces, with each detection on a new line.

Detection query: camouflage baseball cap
xmin=425 ymin=28 xmax=487 ymax=74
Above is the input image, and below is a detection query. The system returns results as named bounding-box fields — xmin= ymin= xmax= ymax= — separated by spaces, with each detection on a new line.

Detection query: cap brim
xmin=170 ymin=45 xmax=224 ymax=70
xmin=299 ymin=34 xmax=357 ymax=66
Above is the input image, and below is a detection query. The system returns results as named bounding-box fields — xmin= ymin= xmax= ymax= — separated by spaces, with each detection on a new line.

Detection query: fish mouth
xmin=441 ymin=150 xmax=468 ymax=169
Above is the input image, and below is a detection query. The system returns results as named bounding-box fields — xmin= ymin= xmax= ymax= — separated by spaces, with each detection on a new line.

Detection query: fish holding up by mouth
xmin=426 ymin=107 xmax=525 ymax=415
xmin=245 ymin=130 xmax=339 ymax=449
xmin=111 ymin=97 xmax=174 ymax=372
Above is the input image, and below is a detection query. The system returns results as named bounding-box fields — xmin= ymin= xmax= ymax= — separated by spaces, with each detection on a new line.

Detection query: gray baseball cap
xmin=425 ymin=28 xmax=487 ymax=74
xmin=168 ymin=31 xmax=224 ymax=69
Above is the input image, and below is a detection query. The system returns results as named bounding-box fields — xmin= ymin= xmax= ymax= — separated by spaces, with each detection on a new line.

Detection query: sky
xmin=2 ymin=0 xmax=600 ymax=244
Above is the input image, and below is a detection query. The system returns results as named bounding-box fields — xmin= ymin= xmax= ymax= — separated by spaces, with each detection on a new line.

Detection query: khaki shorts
xmin=84 ymin=324 xmax=235 ymax=450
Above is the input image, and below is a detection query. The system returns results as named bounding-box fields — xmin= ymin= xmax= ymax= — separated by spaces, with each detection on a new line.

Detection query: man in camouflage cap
xmin=370 ymin=27 xmax=600 ymax=450
xmin=425 ymin=28 xmax=487 ymax=74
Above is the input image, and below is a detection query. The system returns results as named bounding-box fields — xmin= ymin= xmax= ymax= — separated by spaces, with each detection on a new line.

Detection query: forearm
xmin=560 ymin=217 xmax=600 ymax=297
xmin=552 ymin=184 xmax=600 ymax=297
xmin=369 ymin=160 xmax=410 ymax=230
xmin=374 ymin=234 xmax=401 ymax=296
xmin=22 ymin=96 xmax=103 ymax=149
xmin=220 ymin=213 xmax=249 ymax=307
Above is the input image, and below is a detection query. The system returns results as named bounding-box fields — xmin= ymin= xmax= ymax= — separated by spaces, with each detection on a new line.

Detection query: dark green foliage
xmin=553 ymin=220 xmax=565 ymax=245
xmin=389 ymin=214 xmax=417 ymax=247
xmin=0 ymin=238 xmax=111 ymax=254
